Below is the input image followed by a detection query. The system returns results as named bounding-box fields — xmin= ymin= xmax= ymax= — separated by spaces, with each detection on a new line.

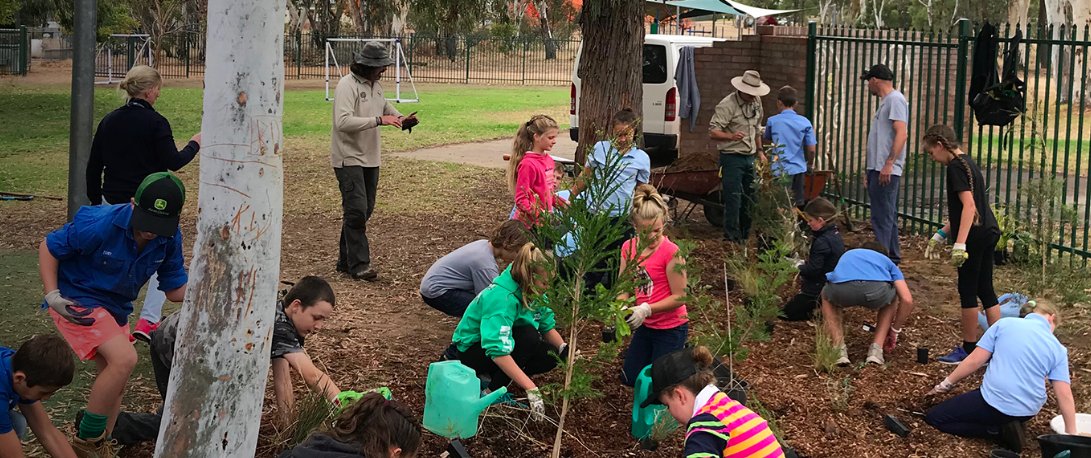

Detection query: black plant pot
xmin=602 ymin=326 xmax=617 ymax=343
xmin=726 ymin=381 xmax=750 ymax=406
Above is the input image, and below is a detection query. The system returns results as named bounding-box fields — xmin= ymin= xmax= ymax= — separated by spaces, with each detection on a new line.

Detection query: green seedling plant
xmin=1012 ymin=177 xmax=1089 ymax=305
xmin=813 ymin=317 xmax=841 ymax=374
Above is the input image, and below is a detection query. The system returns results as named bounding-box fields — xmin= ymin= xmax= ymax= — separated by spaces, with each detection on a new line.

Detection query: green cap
xmin=132 ymin=172 xmax=186 ymax=236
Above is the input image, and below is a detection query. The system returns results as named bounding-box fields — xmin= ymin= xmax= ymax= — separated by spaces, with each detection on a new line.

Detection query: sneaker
xmin=866 ymin=343 xmax=885 ymax=365
xmin=835 ymin=345 xmax=850 ymax=366
xmin=350 ymin=268 xmax=379 ymax=282
xmin=72 ymin=433 xmax=118 ymax=458
xmin=937 ymin=346 xmax=969 ymax=365
xmin=132 ymin=319 xmax=158 ymax=343
xmin=996 ymin=420 xmax=1026 ymax=452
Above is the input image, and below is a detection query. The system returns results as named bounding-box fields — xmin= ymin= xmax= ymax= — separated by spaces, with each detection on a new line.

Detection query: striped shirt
xmin=684 ymin=389 xmax=784 ymax=458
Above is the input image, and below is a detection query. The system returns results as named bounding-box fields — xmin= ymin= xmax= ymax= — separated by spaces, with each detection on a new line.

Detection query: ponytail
xmin=924 ymin=125 xmax=980 ymax=226
xmin=509 ymin=242 xmax=554 ymax=308
xmin=118 ymin=65 xmax=162 ymax=102
xmin=630 ymin=184 xmax=670 ymax=224
xmin=675 ymin=346 xmax=718 ymax=394
xmin=1020 ymin=298 xmax=1061 ymax=327
xmin=508 ymin=115 xmax=559 ymax=194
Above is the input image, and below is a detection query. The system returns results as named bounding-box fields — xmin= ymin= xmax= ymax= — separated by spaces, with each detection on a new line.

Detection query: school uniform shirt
xmin=586 ymin=141 xmax=651 ymax=217
xmin=979 ymin=313 xmax=1070 ymax=417
xmin=513 ymin=152 xmax=557 ymax=226
xmin=44 ymin=204 xmax=187 ymax=325
xmin=684 ymin=385 xmax=785 ymax=458
xmin=271 ymin=301 xmax=306 ymax=359
xmin=0 ymin=347 xmax=36 ymax=435
xmin=762 ymin=108 xmax=817 ymax=177
xmin=451 ymin=265 xmax=557 ymax=358
xmin=709 ymin=92 xmax=763 ymax=155
xmin=798 ymin=224 xmax=845 ymax=295
xmin=866 ymin=90 xmax=909 ymax=175
xmin=622 ymin=236 xmax=687 ymax=330
xmin=825 ymin=248 xmax=904 ymax=284
xmin=946 ymin=154 xmax=1000 ymax=240
xmin=86 ymin=98 xmax=200 ymax=205
xmin=420 ymin=240 xmax=500 ymax=299
xmin=330 ymin=73 xmax=402 ymax=168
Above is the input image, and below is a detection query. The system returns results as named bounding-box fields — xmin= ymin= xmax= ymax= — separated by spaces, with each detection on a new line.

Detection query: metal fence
xmin=157 ymin=31 xmax=578 ymax=85
xmin=806 ymin=20 xmax=1091 ymax=258
xmin=0 ymin=27 xmax=29 ymax=76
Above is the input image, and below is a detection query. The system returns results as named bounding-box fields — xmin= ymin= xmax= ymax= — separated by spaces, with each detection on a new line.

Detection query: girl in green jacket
xmin=450 ymin=242 xmax=567 ymax=417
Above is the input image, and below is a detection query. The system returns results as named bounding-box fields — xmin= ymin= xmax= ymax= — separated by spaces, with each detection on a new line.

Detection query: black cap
xmin=131 ymin=172 xmax=186 ymax=237
xmin=639 ymin=348 xmax=700 ymax=408
xmin=860 ymin=63 xmax=894 ymax=81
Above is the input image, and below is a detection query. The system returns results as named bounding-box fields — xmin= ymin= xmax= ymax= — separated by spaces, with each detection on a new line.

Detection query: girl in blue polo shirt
xmin=925 ymin=300 xmax=1077 ymax=452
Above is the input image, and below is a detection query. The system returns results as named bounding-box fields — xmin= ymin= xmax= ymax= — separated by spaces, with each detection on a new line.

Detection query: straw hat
xmin=731 ymin=70 xmax=771 ymax=97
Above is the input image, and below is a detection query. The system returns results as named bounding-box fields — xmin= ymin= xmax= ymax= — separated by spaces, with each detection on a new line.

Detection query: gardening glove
xmin=557 ymin=343 xmax=569 ymax=361
xmin=44 ymin=289 xmax=95 ymax=326
xmin=625 ymin=303 xmax=653 ymax=329
xmin=926 ymin=377 xmax=955 ymax=396
xmin=950 ymin=243 xmax=969 ymax=268
xmin=790 ymin=257 xmax=805 ymax=269
xmin=883 ymin=327 xmax=901 ymax=353
xmin=527 ymin=388 xmax=545 ymax=419
xmin=925 ymin=231 xmax=947 ymax=260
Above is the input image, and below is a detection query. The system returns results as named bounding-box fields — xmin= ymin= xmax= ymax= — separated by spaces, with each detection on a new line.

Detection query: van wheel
xmin=703 ymin=191 xmax=723 ymax=227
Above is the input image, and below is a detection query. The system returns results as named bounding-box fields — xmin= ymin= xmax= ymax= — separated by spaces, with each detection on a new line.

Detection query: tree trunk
xmin=538 ymin=1 xmax=557 ymax=60
xmin=1007 ymin=0 xmax=1031 ymax=26
xmin=153 ymin=0 xmax=285 ymax=456
xmin=575 ymin=0 xmax=644 ymax=165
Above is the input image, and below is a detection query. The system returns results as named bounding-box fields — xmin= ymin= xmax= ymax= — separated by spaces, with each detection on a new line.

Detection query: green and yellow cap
xmin=132 ymin=172 xmax=186 ymax=236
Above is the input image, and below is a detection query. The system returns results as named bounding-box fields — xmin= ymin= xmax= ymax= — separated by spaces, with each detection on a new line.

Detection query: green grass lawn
xmin=0 ymin=84 xmax=568 ymax=196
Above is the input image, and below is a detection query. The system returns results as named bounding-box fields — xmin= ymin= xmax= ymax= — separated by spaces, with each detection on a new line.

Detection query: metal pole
xmin=952 ymin=18 xmax=970 ymax=142
xmin=67 ymin=0 xmax=96 ymax=220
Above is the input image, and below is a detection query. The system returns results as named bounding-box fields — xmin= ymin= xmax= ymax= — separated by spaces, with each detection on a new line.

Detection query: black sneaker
xmin=350 ymin=268 xmax=379 ymax=282
xmin=996 ymin=420 xmax=1026 ymax=453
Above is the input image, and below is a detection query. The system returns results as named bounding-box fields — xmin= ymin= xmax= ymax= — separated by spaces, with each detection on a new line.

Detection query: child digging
xmin=509 ymin=115 xmax=561 ymax=228
xmin=619 ymin=185 xmax=689 ymax=386
xmin=780 ymin=198 xmax=845 ymax=321
xmin=420 ymin=220 xmax=530 ymax=317
xmin=0 ymin=335 xmax=78 ymax=458
xmin=920 ymin=124 xmax=1004 ymax=365
xmin=38 ymin=172 xmax=188 ymax=456
xmin=449 ymin=242 xmax=567 ymax=418
xmin=279 ymin=392 xmax=422 ymax=458
xmin=642 ymin=346 xmax=785 ymax=457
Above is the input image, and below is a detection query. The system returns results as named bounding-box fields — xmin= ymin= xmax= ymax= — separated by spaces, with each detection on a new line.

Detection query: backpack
xmin=970 ymin=24 xmax=1026 ymax=127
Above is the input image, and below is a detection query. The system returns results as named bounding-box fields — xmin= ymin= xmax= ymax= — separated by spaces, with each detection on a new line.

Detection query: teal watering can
xmin=423 ymin=361 xmax=508 ymax=439
xmin=631 ymin=364 xmax=678 ymax=442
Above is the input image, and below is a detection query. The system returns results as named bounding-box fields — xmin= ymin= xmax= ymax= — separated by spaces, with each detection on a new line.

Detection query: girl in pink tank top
xmin=619 ymin=185 xmax=689 ymax=386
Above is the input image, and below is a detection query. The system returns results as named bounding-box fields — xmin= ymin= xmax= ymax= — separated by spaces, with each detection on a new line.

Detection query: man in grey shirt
xmin=862 ymin=64 xmax=909 ymax=263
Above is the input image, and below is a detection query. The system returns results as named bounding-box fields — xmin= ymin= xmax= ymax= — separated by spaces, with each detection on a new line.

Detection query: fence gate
xmin=95 ymin=34 xmax=152 ymax=85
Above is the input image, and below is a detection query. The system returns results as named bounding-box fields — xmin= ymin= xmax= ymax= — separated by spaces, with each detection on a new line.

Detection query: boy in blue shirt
xmin=763 ymin=86 xmax=817 ymax=208
xmin=0 ymin=335 xmax=77 ymax=458
xmin=819 ymin=242 xmax=914 ymax=366
xmin=38 ymin=172 xmax=189 ymax=456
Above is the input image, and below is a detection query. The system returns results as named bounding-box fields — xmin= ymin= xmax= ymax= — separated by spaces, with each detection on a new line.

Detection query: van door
xmin=642 ymin=43 xmax=669 ymax=138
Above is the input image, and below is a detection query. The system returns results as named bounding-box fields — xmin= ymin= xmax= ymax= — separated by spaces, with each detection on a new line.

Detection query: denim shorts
xmin=822 ymin=280 xmax=896 ymax=310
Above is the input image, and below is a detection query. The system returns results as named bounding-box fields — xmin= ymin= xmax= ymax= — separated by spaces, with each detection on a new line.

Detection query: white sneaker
xmin=866 ymin=343 xmax=885 ymax=365
xmin=836 ymin=345 xmax=850 ymax=366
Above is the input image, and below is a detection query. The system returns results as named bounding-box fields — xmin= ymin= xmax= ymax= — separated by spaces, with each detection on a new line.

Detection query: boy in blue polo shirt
xmin=0 ymin=335 xmax=77 ymax=458
xmin=38 ymin=171 xmax=188 ymax=456
xmin=819 ymin=242 xmax=914 ymax=366
xmin=763 ymin=86 xmax=817 ymax=208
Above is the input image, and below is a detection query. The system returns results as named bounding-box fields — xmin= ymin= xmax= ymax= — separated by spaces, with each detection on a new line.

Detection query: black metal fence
xmin=0 ymin=27 xmax=29 ymax=76
xmin=156 ymin=31 xmax=578 ymax=85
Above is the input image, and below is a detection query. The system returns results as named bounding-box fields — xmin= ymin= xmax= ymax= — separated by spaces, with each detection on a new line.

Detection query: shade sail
xmin=722 ymin=0 xmax=800 ymax=18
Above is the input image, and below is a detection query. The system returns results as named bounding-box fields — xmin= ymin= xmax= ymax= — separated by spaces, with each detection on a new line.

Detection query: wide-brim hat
xmin=731 ymin=70 xmax=771 ymax=97
xmin=353 ymin=42 xmax=395 ymax=67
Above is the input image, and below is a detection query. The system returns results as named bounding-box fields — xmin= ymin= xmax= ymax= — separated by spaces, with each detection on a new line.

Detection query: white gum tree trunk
xmin=154 ymin=0 xmax=286 ymax=455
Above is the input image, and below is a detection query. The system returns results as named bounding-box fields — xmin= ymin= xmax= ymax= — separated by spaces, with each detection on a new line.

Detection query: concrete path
xmin=391 ymin=137 xmax=578 ymax=169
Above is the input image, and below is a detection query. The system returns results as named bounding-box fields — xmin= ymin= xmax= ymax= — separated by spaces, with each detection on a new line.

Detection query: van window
xmin=643 ymin=44 xmax=667 ymax=84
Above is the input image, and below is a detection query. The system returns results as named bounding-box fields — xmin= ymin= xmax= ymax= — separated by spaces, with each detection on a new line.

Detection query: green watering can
xmin=632 ymin=364 xmax=678 ymax=442
xmin=423 ymin=361 xmax=508 ymax=439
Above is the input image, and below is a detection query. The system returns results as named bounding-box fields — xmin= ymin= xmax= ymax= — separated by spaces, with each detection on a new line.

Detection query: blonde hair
xmin=509 ymin=242 xmax=554 ymax=308
xmin=118 ymin=65 xmax=162 ymax=101
xmin=1020 ymin=298 xmax=1061 ymax=327
xmin=630 ymin=184 xmax=670 ymax=224
xmin=508 ymin=115 xmax=560 ymax=194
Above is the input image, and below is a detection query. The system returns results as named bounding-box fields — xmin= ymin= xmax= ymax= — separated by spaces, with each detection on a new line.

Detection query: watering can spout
xmin=475 ymin=386 xmax=508 ymax=413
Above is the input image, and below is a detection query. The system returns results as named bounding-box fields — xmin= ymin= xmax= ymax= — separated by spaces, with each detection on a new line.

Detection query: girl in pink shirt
xmin=618 ymin=185 xmax=689 ymax=386
xmin=508 ymin=115 xmax=559 ymax=227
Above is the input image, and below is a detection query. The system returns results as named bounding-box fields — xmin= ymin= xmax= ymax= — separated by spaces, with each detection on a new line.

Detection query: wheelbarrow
xmin=649 ymin=167 xmax=723 ymax=226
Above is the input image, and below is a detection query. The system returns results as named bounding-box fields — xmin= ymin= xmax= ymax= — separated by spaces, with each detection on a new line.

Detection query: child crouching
xmin=780 ymin=198 xmax=845 ymax=321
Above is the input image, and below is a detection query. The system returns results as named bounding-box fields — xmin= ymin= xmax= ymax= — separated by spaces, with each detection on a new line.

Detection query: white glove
xmin=951 ymin=243 xmax=969 ymax=267
xmin=792 ymin=258 xmax=805 ymax=269
xmin=926 ymin=377 xmax=955 ymax=396
xmin=527 ymin=388 xmax=545 ymax=419
xmin=44 ymin=289 xmax=94 ymax=326
xmin=625 ymin=303 xmax=653 ymax=329
xmin=925 ymin=231 xmax=947 ymax=260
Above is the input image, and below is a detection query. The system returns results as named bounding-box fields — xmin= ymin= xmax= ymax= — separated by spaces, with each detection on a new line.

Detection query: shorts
xmin=50 ymin=306 xmax=130 ymax=361
xmin=822 ymin=281 xmax=896 ymax=310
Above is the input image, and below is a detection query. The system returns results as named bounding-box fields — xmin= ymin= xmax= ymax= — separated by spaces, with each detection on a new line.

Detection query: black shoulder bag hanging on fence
xmin=971 ymin=26 xmax=1026 ymax=127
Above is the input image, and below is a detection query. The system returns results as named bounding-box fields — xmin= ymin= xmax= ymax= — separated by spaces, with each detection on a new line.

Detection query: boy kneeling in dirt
xmin=819 ymin=242 xmax=914 ymax=366
xmin=110 ymin=276 xmax=359 ymax=444
xmin=0 ymin=335 xmax=78 ymax=458
xmin=780 ymin=198 xmax=845 ymax=321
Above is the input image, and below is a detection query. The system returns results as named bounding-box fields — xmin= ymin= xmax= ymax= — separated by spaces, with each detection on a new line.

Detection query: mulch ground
xmin=2 ymin=155 xmax=1088 ymax=458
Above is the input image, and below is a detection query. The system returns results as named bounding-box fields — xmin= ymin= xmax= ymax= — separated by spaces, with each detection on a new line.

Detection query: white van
xmin=569 ymin=34 xmax=724 ymax=165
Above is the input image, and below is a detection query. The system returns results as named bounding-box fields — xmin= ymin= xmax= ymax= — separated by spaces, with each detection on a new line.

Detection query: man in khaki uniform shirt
xmin=709 ymin=70 xmax=769 ymax=242
xmin=331 ymin=42 xmax=417 ymax=281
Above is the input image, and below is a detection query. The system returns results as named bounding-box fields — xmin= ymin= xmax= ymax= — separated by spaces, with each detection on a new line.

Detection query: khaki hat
xmin=353 ymin=42 xmax=394 ymax=67
xmin=731 ymin=70 xmax=771 ymax=97
xmin=803 ymin=197 xmax=838 ymax=221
